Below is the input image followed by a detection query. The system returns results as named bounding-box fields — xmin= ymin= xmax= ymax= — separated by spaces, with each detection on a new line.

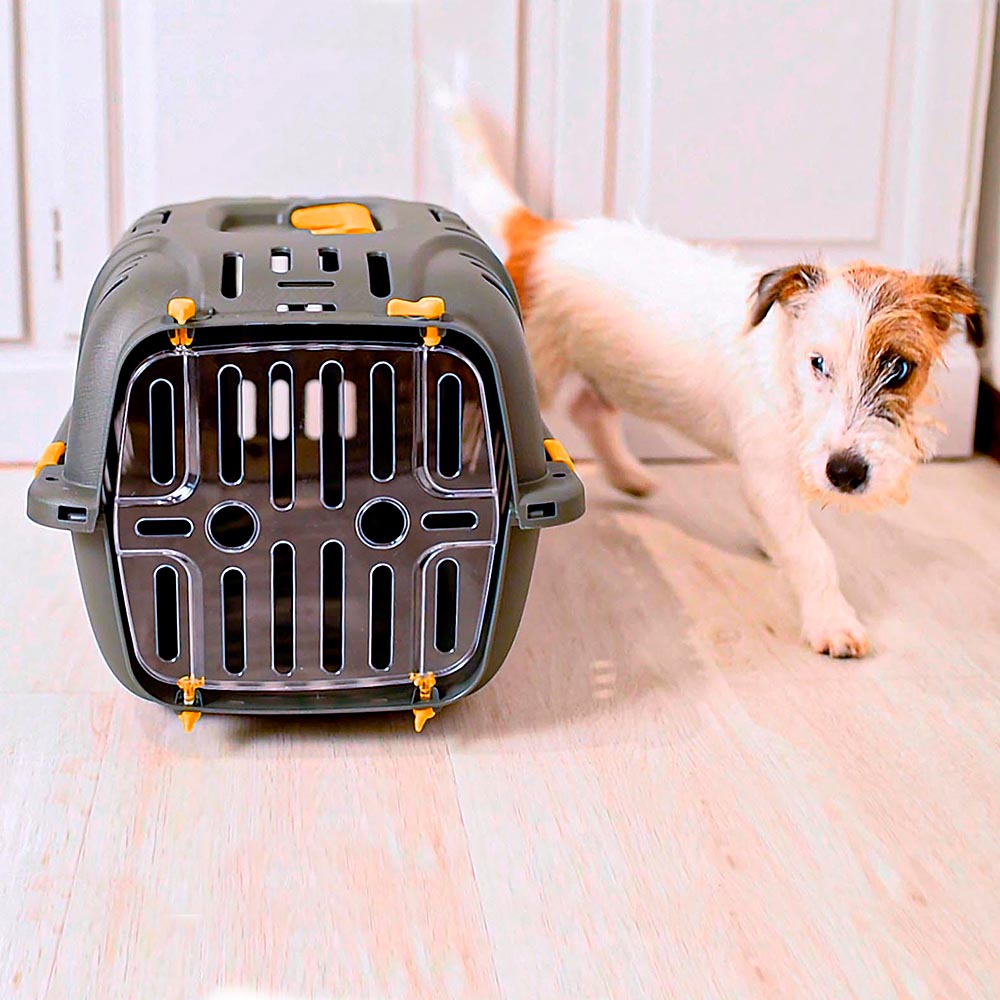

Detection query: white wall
xmin=0 ymin=0 xmax=995 ymax=462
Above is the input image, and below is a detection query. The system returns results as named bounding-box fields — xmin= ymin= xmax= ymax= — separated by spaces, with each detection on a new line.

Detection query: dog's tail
xmin=434 ymin=86 xmax=558 ymax=314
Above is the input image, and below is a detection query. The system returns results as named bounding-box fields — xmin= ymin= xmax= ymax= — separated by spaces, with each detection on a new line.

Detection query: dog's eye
xmin=882 ymin=355 xmax=912 ymax=389
xmin=810 ymin=353 xmax=827 ymax=376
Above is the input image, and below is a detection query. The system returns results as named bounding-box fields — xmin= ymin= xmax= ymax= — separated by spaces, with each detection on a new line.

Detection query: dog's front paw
xmin=802 ymin=605 xmax=870 ymax=658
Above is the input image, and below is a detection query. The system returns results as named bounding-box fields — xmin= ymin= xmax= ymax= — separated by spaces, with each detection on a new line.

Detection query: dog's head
xmin=748 ymin=261 xmax=984 ymax=508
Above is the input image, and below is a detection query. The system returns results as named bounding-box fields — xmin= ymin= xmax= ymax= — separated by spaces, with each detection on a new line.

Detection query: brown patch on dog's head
xmin=748 ymin=263 xmax=827 ymax=327
xmin=844 ymin=262 xmax=987 ymax=431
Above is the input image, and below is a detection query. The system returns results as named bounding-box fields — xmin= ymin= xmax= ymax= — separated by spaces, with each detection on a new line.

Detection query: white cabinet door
xmin=119 ymin=0 xmax=521 ymax=223
xmin=0 ymin=4 xmax=23 ymax=345
xmin=0 ymin=0 xmax=107 ymax=463
xmin=537 ymin=0 xmax=996 ymax=460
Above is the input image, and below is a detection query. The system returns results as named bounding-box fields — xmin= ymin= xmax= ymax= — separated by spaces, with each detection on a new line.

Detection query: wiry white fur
xmin=444 ymin=100 xmax=959 ymax=658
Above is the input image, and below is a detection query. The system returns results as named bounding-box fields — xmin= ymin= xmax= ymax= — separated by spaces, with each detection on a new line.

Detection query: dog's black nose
xmin=826 ymin=451 xmax=869 ymax=493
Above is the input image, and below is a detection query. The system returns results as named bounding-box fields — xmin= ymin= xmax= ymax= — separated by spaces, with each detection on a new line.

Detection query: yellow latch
xmin=177 ymin=674 xmax=205 ymax=704
xmin=290 ymin=202 xmax=376 ymax=235
xmin=167 ymin=296 xmax=196 ymax=348
xmin=387 ymin=296 xmax=446 ymax=348
xmin=179 ymin=711 xmax=202 ymax=733
xmin=33 ymin=440 xmax=66 ymax=480
xmin=176 ymin=675 xmax=205 ymax=732
xmin=409 ymin=671 xmax=437 ymax=733
xmin=544 ymin=437 xmax=576 ymax=473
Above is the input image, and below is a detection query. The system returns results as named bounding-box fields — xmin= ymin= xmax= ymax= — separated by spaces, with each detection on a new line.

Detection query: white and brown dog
xmin=447 ymin=102 xmax=985 ymax=658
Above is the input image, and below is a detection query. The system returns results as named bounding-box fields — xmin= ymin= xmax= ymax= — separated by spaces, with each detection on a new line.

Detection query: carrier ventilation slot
xmin=321 ymin=362 xmax=345 ymax=507
xmin=277 ymin=280 xmax=335 ymax=288
xmin=270 ymin=542 xmax=295 ymax=674
xmin=217 ymin=365 xmax=244 ymax=484
xmin=276 ymin=303 xmax=336 ymax=313
xmin=428 ymin=207 xmax=443 ymax=222
xmin=221 ymin=252 xmax=244 ymax=299
xmin=321 ymin=541 xmax=345 ymax=672
xmin=481 ymin=270 xmax=518 ymax=312
xmin=269 ymin=363 xmax=295 ymax=509
xmin=366 ymin=252 xmax=391 ymax=298
xmin=437 ymin=373 xmax=463 ymax=478
xmin=148 ymin=378 xmax=176 ymax=485
xmin=421 ymin=511 xmax=478 ymax=531
xmin=153 ymin=564 xmax=180 ymax=662
xmin=319 ymin=248 xmax=339 ymax=272
xmin=304 ymin=379 xmax=322 ymax=441
xmin=240 ymin=380 xmax=257 ymax=440
xmin=221 ymin=567 xmax=246 ymax=674
xmin=434 ymin=559 xmax=459 ymax=654
xmin=369 ymin=362 xmax=396 ymax=481
xmin=270 ymin=248 xmax=291 ymax=273
xmin=135 ymin=517 xmax=194 ymax=537
xmin=369 ymin=564 xmax=394 ymax=670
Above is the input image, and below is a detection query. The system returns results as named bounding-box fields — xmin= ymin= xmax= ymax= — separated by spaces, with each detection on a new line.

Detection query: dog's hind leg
xmin=568 ymin=383 xmax=656 ymax=497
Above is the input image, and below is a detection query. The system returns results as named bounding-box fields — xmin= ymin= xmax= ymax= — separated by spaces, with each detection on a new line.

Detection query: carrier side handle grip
xmin=513 ymin=434 xmax=586 ymax=529
xmin=27 ymin=410 xmax=100 ymax=532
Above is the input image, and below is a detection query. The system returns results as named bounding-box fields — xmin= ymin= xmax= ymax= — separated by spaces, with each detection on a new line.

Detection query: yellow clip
xmin=179 ymin=710 xmax=202 ymax=733
xmin=176 ymin=674 xmax=205 ymax=706
xmin=167 ymin=296 xmax=197 ymax=348
xmin=413 ymin=706 xmax=436 ymax=733
xmin=544 ymin=438 xmax=576 ymax=473
xmin=409 ymin=671 xmax=437 ymax=733
xmin=290 ymin=202 xmax=376 ymax=235
xmin=387 ymin=296 xmax=446 ymax=348
xmin=33 ymin=441 xmax=66 ymax=479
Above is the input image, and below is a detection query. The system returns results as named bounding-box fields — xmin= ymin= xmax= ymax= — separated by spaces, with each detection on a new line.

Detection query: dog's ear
xmin=748 ymin=263 xmax=826 ymax=328
xmin=918 ymin=274 xmax=986 ymax=347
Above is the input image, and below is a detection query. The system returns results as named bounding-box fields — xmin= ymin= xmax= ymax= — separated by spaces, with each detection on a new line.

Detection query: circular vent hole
xmin=357 ymin=498 xmax=408 ymax=549
xmin=206 ymin=502 xmax=258 ymax=552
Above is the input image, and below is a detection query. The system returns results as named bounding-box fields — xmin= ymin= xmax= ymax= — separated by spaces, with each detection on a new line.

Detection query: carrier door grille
xmin=114 ymin=340 xmax=502 ymax=690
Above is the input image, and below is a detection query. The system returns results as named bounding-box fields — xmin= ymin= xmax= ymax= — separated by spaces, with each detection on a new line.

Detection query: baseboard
xmin=975 ymin=378 xmax=1000 ymax=461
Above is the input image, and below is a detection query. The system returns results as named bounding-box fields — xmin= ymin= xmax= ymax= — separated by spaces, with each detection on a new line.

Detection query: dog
xmin=446 ymin=99 xmax=986 ymax=658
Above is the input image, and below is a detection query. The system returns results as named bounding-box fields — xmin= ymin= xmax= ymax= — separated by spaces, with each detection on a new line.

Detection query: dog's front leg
xmin=739 ymin=456 xmax=870 ymax=658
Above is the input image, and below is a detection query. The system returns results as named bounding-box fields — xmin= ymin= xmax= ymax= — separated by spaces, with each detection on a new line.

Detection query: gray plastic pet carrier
xmin=27 ymin=198 xmax=584 ymax=732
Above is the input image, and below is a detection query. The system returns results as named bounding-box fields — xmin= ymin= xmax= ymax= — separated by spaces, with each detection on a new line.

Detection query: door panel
xmin=0 ymin=4 xmax=23 ymax=343
xmin=120 ymin=1 xmax=418 ymax=221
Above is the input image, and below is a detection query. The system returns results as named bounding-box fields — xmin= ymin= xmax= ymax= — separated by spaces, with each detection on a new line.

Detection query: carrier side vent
xmin=221 ymin=252 xmax=244 ymax=299
xmin=366 ymin=252 xmax=391 ymax=298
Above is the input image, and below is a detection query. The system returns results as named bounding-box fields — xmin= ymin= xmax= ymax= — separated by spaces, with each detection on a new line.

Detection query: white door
xmin=0 ymin=0 xmax=108 ymax=463
xmin=524 ymin=0 xmax=996 ymax=459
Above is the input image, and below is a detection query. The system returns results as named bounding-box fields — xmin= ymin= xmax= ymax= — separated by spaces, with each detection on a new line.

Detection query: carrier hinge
xmin=176 ymin=675 xmax=206 ymax=733
xmin=167 ymin=296 xmax=197 ymax=348
xmin=386 ymin=296 xmax=446 ymax=348
xmin=409 ymin=671 xmax=438 ymax=732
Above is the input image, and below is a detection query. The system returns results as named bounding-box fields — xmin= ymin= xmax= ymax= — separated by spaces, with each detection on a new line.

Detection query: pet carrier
xmin=27 ymin=197 xmax=584 ymax=732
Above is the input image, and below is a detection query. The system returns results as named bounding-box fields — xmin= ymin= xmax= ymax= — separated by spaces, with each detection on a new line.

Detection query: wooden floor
xmin=3 ymin=459 xmax=1000 ymax=1000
